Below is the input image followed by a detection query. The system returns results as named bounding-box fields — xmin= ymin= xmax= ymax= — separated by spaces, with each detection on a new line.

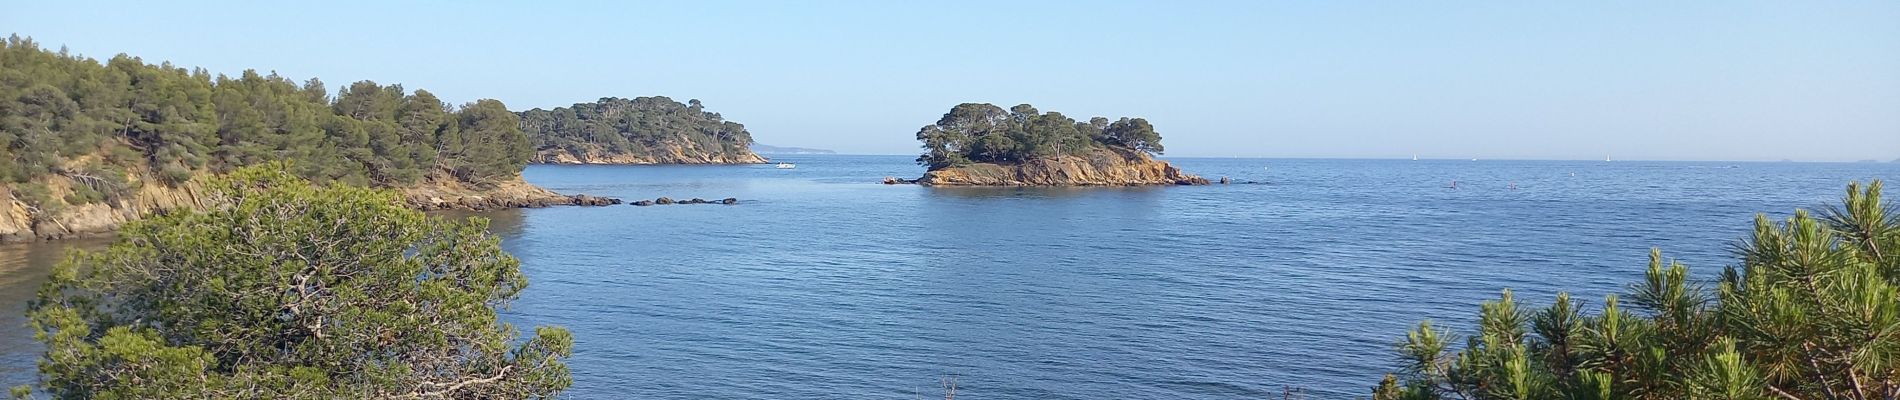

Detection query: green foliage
xmin=0 ymin=34 xmax=530 ymax=195
xmin=17 ymin=164 xmax=572 ymax=399
xmin=516 ymin=96 xmax=755 ymax=161
xmin=913 ymin=103 xmax=1165 ymax=169
xmin=1376 ymin=181 xmax=1900 ymax=400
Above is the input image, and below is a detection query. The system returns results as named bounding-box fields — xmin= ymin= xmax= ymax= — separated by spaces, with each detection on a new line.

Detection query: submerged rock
xmin=631 ymin=196 xmax=739 ymax=206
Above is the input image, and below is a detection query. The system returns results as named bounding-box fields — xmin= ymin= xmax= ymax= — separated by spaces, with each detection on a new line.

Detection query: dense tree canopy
xmin=914 ymin=103 xmax=1164 ymax=169
xmin=516 ymin=96 xmax=755 ymax=161
xmin=16 ymin=165 xmax=571 ymax=399
xmin=0 ymin=35 xmax=531 ymax=210
xmin=1374 ymin=181 xmax=1900 ymax=400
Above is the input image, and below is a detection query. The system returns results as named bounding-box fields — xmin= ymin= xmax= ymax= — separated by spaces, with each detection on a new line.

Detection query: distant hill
xmin=750 ymin=144 xmax=836 ymax=154
xmin=517 ymin=97 xmax=766 ymax=164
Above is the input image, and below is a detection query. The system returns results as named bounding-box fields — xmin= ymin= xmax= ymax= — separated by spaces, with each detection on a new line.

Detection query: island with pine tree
xmin=909 ymin=103 xmax=1207 ymax=186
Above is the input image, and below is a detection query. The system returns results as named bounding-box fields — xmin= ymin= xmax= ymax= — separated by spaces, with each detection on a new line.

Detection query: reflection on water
xmin=431 ymin=208 xmax=528 ymax=238
xmin=927 ymin=185 xmax=1168 ymax=200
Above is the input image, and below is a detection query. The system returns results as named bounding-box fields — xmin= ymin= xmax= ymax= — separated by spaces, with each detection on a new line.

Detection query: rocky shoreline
xmin=906 ymin=149 xmax=1209 ymax=187
xmin=2 ymin=172 xmax=622 ymax=243
xmin=400 ymin=172 xmax=621 ymax=211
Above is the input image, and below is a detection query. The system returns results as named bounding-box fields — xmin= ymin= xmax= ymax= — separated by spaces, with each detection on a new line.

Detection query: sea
xmin=1 ymin=156 xmax=1894 ymax=398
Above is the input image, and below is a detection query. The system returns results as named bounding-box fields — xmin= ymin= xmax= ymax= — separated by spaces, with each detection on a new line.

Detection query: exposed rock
xmin=1220 ymin=176 xmax=1231 ymax=184
xmin=1 ymin=172 xmax=215 ymax=243
xmin=400 ymin=170 xmax=619 ymax=211
xmin=571 ymin=194 xmax=620 ymax=206
xmin=2 ymin=168 xmax=622 ymax=243
xmin=631 ymin=197 xmax=740 ymax=206
xmin=917 ymin=148 xmax=1208 ymax=187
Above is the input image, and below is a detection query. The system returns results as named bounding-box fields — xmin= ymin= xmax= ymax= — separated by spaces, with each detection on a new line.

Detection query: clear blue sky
xmin=6 ymin=1 xmax=1897 ymax=161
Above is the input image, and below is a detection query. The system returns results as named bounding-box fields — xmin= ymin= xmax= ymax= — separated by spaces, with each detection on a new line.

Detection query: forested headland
xmin=517 ymin=97 xmax=766 ymax=165
xmin=911 ymin=103 xmax=1205 ymax=186
xmin=0 ymin=35 xmax=593 ymax=241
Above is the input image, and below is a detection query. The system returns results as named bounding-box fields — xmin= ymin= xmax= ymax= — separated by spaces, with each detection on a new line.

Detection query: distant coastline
xmin=751 ymin=144 xmax=837 ymax=155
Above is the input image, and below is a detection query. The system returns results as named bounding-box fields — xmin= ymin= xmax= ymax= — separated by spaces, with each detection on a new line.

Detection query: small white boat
xmin=775 ymin=163 xmax=796 ymax=169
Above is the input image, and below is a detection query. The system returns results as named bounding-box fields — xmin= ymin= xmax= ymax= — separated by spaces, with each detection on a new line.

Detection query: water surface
xmin=1 ymin=156 xmax=1893 ymax=398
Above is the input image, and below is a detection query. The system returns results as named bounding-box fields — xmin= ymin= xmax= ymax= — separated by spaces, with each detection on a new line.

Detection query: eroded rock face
xmin=1 ymin=173 xmax=216 ymax=243
xmin=917 ymin=148 xmax=1209 ymax=187
xmin=2 ymin=169 xmax=620 ymax=243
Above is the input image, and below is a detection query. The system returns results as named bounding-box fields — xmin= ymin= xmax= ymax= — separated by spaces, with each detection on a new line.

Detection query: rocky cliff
xmin=2 ymin=169 xmax=611 ymax=243
xmin=918 ymin=148 xmax=1209 ymax=186
xmin=531 ymin=145 xmax=767 ymax=165
xmin=1 ymin=172 xmax=215 ymax=242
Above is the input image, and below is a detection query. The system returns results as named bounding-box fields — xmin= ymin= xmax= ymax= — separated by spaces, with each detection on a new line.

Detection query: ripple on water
xmin=0 ymin=157 xmax=1892 ymax=397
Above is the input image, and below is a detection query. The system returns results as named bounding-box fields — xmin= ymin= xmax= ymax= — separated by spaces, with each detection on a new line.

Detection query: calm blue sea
xmin=1 ymin=156 xmax=1894 ymax=398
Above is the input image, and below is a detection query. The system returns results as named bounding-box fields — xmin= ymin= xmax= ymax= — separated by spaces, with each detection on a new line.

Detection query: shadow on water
xmin=0 ymin=238 xmax=113 ymax=387
xmin=430 ymin=208 xmax=528 ymax=238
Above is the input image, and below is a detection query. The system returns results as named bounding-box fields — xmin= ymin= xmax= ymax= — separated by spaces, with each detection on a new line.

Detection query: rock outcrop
xmin=532 ymin=146 xmax=767 ymax=165
xmin=400 ymin=171 xmax=620 ymax=211
xmin=631 ymin=197 xmax=739 ymax=206
xmin=3 ymin=169 xmax=617 ymax=243
xmin=917 ymin=148 xmax=1209 ymax=186
xmin=1 ymin=173 xmax=216 ymax=242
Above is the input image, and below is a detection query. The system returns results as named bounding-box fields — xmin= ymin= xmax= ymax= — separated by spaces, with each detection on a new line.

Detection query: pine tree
xmin=15 ymin=164 xmax=572 ymax=399
xmin=1376 ymin=181 xmax=1900 ymax=399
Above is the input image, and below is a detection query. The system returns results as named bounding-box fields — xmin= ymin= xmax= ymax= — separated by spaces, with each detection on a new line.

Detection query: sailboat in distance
xmin=1412 ymin=154 xmax=1418 ymax=161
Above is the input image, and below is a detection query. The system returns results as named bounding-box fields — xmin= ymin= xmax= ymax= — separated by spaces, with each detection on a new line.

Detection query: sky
xmin=4 ymin=1 xmax=1898 ymax=161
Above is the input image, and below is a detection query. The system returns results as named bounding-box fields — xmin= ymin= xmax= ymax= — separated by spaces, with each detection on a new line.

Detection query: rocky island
xmin=0 ymin=37 xmax=612 ymax=242
xmin=518 ymin=97 xmax=768 ymax=165
xmin=909 ymin=103 xmax=1207 ymax=186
